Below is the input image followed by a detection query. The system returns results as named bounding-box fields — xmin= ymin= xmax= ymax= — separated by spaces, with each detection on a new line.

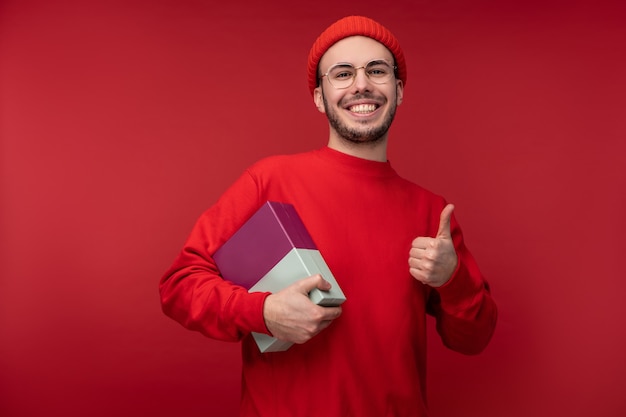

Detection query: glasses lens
xmin=327 ymin=64 xmax=356 ymax=89
xmin=364 ymin=61 xmax=394 ymax=84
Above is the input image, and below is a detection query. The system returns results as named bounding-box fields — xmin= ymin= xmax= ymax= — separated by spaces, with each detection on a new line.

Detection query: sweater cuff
xmin=229 ymin=290 xmax=272 ymax=335
xmin=435 ymin=261 xmax=483 ymax=313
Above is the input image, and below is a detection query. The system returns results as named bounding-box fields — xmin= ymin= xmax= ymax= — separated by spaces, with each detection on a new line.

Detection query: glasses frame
xmin=320 ymin=58 xmax=398 ymax=90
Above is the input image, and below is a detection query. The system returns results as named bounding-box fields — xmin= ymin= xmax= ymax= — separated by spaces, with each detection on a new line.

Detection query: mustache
xmin=339 ymin=93 xmax=384 ymax=107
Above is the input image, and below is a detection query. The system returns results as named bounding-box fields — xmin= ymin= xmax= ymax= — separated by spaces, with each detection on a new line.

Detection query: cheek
xmin=326 ymin=93 xmax=346 ymax=113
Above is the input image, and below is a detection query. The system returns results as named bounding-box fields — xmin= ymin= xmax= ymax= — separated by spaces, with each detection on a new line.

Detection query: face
xmin=314 ymin=36 xmax=404 ymax=146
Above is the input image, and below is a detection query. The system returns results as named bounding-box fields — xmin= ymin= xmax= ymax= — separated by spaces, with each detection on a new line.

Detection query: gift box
xmin=213 ymin=201 xmax=346 ymax=352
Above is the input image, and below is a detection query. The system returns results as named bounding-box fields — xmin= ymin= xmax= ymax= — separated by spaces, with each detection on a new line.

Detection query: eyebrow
xmin=331 ymin=59 xmax=391 ymax=68
xmin=366 ymin=59 xmax=388 ymax=65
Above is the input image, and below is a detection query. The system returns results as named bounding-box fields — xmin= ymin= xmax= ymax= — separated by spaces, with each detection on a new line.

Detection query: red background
xmin=1 ymin=1 xmax=625 ymax=416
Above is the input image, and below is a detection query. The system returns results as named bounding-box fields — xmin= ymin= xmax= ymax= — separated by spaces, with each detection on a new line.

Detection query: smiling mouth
xmin=348 ymin=104 xmax=378 ymax=114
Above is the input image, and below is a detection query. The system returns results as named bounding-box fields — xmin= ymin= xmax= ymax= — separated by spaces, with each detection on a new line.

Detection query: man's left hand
xmin=408 ymin=204 xmax=458 ymax=287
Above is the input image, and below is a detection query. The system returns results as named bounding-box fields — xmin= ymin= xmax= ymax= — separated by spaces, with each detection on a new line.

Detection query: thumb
xmin=297 ymin=274 xmax=331 ymax=293
xmin=436 ymin=204 xmax=454 ymax=239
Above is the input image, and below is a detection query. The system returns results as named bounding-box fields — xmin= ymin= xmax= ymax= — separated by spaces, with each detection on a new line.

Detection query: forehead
xmin=319 ymin=36 xmax=394 ymax=70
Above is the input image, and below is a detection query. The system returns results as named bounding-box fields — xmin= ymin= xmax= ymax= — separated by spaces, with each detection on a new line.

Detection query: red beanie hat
xmin=307 ymin=16 xmax=407 ymax=96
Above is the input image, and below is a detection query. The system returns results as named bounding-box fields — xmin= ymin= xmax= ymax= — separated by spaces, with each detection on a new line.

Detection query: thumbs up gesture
xmin=409 ymin=204 xmax=459 ymax=287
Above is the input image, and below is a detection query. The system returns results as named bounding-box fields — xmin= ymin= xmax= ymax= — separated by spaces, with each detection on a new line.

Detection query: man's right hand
xmin=262 ymin=274 xmax=342 ymax=344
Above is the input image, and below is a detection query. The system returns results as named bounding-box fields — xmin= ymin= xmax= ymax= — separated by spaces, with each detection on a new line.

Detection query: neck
xmin=327 ymin=133 xmax=388 ymax=162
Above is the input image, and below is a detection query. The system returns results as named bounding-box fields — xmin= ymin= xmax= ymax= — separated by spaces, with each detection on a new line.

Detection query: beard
xmin=322 ymin=89 xmax=397 ymax=146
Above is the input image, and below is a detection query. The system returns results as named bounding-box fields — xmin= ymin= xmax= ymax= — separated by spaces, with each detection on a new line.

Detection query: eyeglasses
xmin=320 ymin=59 xmax=397 ymax=90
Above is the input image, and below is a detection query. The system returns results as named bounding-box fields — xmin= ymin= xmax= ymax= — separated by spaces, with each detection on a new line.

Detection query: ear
xmin=313 ymin=86 xmax=326 ymax=113
xmin=395 ymin=79 xmax=404 ymax=106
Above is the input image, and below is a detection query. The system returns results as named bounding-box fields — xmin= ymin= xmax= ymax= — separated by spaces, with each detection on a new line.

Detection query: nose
xmin=352 ymin=66 xmax=371 ymax=91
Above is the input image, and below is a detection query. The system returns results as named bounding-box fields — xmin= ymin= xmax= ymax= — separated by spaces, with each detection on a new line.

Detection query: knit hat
xmin=307 ymin=16 xmax=407 ymax=95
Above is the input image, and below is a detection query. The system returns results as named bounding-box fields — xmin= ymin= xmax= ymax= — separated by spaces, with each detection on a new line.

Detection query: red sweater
xmin=160 ymin=147 xmax=497 ymax=417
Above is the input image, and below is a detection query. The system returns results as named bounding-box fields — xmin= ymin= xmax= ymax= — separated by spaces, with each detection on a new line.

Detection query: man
xmin=160 ymin=15 xmax=497 ymax=417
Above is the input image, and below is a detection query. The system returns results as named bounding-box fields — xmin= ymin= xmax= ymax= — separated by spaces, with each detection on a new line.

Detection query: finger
xmin=411 ymin=236 xmax=433 ymax=250
xmin=319 ymin=306 xmax=342 ymax=321
xmin=408 ymin=256 xmax=424 ymax=269
xmin=409 ymin=248 xmax=424 ymax=260
xmin=409 ymin=267 xmax=426 ymax=282
xmin=319 ymin=320 xmax=333 ymax=330
xmin=436 ymin=204 xmax=455 ymax=239
xmin=297 ymin=274 xmax=331 ymax=293
xmin=318 ymin=315 xmax=341 ymax=331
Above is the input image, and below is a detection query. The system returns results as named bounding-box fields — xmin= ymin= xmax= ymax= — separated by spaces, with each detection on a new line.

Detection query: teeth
xmin=349 ymin=104 xmax=376 ymax=114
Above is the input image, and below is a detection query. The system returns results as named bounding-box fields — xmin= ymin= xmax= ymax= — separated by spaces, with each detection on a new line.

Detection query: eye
xmin=367 ymin=64 xmax=391 ymax=78
xmin=332 ymin=69 xmax=354 ymax=80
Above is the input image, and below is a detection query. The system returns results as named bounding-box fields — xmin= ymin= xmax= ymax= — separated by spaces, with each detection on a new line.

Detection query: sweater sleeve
xmin=427 ymin=212 xmax=498 ymax=355
xmin=159 ymin=169 xmax=271 ymax=342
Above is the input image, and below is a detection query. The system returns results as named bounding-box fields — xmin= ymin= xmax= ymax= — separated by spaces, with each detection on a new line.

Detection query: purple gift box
xmin=213 ymin=201 xmax=346 ymax=352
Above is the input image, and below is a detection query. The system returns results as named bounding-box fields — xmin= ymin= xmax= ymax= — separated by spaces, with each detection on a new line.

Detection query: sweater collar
xmin=315 ymin=146 xmax=397 ymax=179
